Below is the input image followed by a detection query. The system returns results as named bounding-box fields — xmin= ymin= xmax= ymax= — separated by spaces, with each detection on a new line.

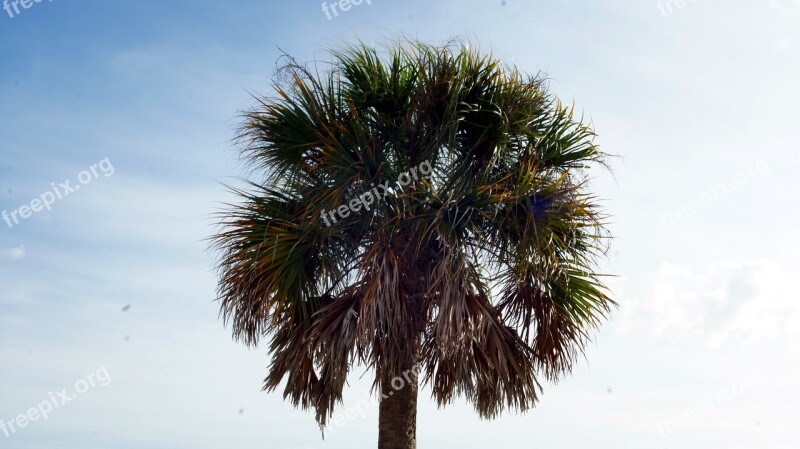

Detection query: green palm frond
xmin=211 ymin=38 xmax=614 ymax=428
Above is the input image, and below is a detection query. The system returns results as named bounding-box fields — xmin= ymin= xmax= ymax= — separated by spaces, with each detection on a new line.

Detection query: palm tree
xmin=212 ymin=40 xmax=614 ymax=449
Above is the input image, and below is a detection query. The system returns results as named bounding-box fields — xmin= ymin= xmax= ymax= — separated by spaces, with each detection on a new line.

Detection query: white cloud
xmin=618 ymin=259 xmax=800 ymax=347
xmin=1 ymin=245 xmax=26 ymax=260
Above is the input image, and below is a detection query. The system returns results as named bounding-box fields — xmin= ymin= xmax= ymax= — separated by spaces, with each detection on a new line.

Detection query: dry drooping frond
xmin=211 ymin=39 xmax=614 ymax=428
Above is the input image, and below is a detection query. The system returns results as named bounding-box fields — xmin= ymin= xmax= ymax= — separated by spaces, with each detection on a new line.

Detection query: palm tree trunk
xmin=377 ymin=344 xmax=420 ymax=449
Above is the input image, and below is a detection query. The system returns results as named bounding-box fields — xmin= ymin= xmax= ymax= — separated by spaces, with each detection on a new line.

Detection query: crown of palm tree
xmin=212 ymin=39 xmax=614 ymax=429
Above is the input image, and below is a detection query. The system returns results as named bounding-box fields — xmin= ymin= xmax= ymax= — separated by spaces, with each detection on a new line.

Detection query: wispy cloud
xmin=1 ymin=245 xmax=25 ymax=260
xmin=617 ymin=260 xmax=800 ymax=348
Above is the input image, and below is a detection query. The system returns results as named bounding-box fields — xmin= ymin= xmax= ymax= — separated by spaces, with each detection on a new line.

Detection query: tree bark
xmin=377 ymin=344 xmax=420 ymax=449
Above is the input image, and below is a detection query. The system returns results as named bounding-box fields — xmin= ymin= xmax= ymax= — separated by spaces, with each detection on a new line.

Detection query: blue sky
xmin=1 ymin=1 xmax=799 ymax=448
